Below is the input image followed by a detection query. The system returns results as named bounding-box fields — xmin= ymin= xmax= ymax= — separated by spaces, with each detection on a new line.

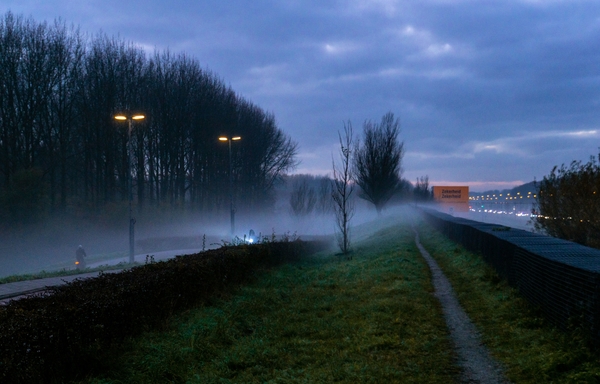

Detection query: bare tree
xmin=317 ymin=176 xmax=333 ymax=214
xmin=0 ymin=11 xmax=300 ymax=226
xmin=289 ymin=179 xmax=310 ymax=216
xmin=289 ymin=181 xmax=304 ymax=216
xmin=332 ymin=122 xmax=354 ymax=255
xmin=305 ymin=183 xmax=317 ymax=215
xmin=414 ymin=175 xmax=432 ymax=202
xmin=353 ymin=112 xmax=404 ymax=214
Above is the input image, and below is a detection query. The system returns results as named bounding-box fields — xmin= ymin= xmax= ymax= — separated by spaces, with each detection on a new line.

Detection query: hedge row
xmin=0 ymin=238 xmax=330 ymax=383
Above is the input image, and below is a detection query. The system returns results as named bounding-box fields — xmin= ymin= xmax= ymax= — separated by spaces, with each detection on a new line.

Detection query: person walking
xmin=75 ymin=245 xmax=87 ymax=270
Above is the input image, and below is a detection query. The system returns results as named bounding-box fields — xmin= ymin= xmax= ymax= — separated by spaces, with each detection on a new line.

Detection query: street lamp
xmin=115 ymin=113 xmax=145 ymax=263
xmin=219 ymin=135 xmax=241 ymax=238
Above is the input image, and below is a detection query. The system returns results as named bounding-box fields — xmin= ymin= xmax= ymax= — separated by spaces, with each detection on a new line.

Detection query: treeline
xmin=284 ymin=173 xmax=430 ymax=217
xmin=0 ymin=12 xmax=297 ymax=226
xmin=534 ymin=153 xmax=600 ymax=248
xmin=286 ymin=174 xmax=333 ymax=216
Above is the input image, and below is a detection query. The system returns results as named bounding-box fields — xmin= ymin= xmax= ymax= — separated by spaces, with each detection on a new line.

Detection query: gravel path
xmin=413 ymin=228 xmax=510 ymax=384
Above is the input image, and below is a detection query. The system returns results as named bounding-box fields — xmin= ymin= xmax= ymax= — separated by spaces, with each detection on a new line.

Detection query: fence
xmin=421 ymin=208 xmax=600 ymax=345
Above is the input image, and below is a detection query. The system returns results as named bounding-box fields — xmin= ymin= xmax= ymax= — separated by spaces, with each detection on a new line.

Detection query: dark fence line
xmin=420 ymin=208 xmax=600 ymax=346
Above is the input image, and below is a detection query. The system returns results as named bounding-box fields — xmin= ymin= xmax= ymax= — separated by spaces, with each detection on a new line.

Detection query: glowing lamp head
xmin=114 ymin=114 xmax=145 ymax=121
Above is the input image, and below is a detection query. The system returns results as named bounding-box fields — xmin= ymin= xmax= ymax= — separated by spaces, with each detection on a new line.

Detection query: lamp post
xmin=219 ymin=135 xmax=241 ymax=238
xmin=115 ymin=113 xmax=145 ymax=263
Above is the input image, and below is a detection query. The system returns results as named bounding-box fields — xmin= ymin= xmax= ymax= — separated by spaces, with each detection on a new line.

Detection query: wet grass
xmin=35 ymin=210 xmax=600 ymax=383
xmin=416 ymin=218 xmax=600 ymax=383
xmin=77 ymin=220 xmax=459 ymax=383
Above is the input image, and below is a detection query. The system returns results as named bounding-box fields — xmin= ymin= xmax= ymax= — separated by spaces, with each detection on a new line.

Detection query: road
xmin=458 ymin=211 xmax=535 ymax=231
xmin=86 ymin=248 xmax=206 ymax=269
xmin=0 ymin=248 xmax=206 ymax=305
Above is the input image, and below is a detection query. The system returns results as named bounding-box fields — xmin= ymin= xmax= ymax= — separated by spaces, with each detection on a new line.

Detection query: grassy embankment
xmin=415 ymin=218 xmax=600 ymax=383
xmin=73 ymin=213 xmax=600 ymax=383
xmin=78 ymin=217 xmax=459 ymax=383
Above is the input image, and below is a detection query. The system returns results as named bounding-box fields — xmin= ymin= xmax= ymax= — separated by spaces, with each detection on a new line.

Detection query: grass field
xmin=71 ymin=211 xmax=600 ymax=383
xmin=415 ymin=218 xmax=600 ymax=383
xmin=78 ymin=217 xmax=459 ymax=383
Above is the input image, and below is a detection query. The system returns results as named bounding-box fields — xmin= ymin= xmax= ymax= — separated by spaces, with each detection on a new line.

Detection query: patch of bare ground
xmin=414 ymin=227 xmax=511 ymax=384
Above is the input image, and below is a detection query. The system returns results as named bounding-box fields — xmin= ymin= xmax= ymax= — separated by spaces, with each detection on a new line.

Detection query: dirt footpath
xmin=414 ymin=228 xmax=511 ymax=384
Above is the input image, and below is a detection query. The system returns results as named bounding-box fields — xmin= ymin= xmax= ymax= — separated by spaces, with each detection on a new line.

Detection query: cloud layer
xmin=3 ymin=0 xmax=600 ymax=191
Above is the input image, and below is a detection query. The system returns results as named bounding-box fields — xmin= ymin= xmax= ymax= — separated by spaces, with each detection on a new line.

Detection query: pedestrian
xmin=75 ymin=245 xmax=87 ymax=270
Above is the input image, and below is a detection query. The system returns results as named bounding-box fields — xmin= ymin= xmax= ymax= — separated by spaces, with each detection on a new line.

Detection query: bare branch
xmin=331 ymin=121 xmax=355 ymax=255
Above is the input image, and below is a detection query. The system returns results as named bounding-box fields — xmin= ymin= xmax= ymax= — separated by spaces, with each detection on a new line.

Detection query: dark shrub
xmin=0 ymin=238 xmax=330 ymax=383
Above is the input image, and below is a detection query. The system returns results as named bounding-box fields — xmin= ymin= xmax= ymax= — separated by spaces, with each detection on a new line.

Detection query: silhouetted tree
xmin=0 ymin=13 xmax=56 ymax=186
xmin=42 ymin=20 xmax=85 ymax=211
xmin=80 ymin=36 xmax=147 ymax=207
xmin=1 ymin=168 xmax=47 ymax=224
xmin=332 ymin=122 xmax=354 ymax=255
xmin=0 ymin=11 xmax=298 ymax=225
xmin=414 ymin=175 xmax=432 ymax=202
xmin=534 ymin=154 xmax=600 ymax=248
xmin=237 ymin=104 xmax=298 ymax=211
xmin=353 ymin=112 xmax=404 ymax=214
xmin=289 ymin=179 xmax=316 ymax=216
xmin=317 ymin=176 xmax=333 ymax=214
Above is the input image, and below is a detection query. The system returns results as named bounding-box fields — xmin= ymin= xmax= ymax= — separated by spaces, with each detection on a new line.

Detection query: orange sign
xmin=432 ymin=186 xmax=469 ymax=213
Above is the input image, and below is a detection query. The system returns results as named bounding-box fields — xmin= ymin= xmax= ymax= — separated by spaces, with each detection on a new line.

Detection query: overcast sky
xmin=3 ymin=0 xmax=600 ymax=191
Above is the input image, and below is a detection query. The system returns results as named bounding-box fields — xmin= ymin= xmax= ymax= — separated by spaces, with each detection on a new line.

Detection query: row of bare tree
xmin=329 ymin=113 xmax=407 ymax=254
xmin=328 ymin=112 xmax=433 ymax=254
xmin=0 ymin=12 xmax=297 ymax=225
xmin=288 ymin=175 xmax=333 ymax=216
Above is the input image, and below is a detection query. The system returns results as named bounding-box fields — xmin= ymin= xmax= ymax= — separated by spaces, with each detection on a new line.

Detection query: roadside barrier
xmin=421 ymin=208 xmax=600 ymax=346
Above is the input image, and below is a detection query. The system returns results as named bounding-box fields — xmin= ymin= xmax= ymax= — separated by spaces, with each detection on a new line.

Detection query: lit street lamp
xmin=219 ymin=135 xmax=241 ymax=238
xmin=115 ymin=113 xmax=145 ymax=263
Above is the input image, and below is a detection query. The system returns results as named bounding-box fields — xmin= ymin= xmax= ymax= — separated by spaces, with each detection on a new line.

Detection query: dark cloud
xmin=3 ymin=0 xmax=600 ymax=190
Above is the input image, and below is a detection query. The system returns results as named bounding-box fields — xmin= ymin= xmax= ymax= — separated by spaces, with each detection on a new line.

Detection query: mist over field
xmin=0 ymin=196 xmax=536 ymax=279
xmin=0 ymin=211 xmax=221 ymax=278
xmin=0 ymin=9 xmax=549 ymax=281
xmin=0 ymin=197 xmax=385 ymax=279
xmin=0 ymin=218 xmax=126 ymax=278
